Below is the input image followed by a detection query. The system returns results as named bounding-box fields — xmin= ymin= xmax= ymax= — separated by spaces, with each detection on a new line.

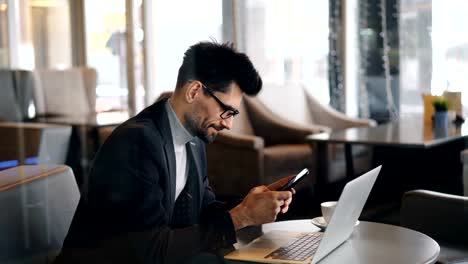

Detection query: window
xmin=399 ymin=0 xmax=432 ymax=113
xmin=400 ymin=0 xmax=468 ymax=114
xmin=0 ymin=0 xmax=8 ymax=67
xmin=431 ymin=0 xmax=468 ymax=113
xmin=238 ymin=0 xmax=330 ymax=104
xmin=85 ymin=0 xmax=128 ymax=112
xmin=3 ymin=0 xmax=71 ymax=69
xmin=29 ymin=0 xmax=72 ymax=68
xmin=146 ymin=0 xmax=222 ymax=102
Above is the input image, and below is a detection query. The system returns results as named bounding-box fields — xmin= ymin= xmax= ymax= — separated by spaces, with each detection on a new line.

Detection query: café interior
xmin=0 ymin=0 xmax=467 ymax=263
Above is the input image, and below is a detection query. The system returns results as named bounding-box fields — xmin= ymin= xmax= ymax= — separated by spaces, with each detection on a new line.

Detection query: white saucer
xmin=311 ymin=216 xmax=360 ymax=229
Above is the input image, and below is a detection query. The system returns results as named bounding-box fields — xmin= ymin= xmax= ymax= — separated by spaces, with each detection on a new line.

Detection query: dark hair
xmin=175 ymin=41 xmax=262 ymax=95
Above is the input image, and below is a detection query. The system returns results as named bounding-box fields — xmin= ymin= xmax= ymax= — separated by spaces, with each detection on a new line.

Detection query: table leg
xmin=345 ymin=143 xmax=355 ymax=179
xmin=90 ymin=126 xmax=101 ymax=155
xmin=313 ymin=141 xmax=329 ymax=186
xmin=464 ymin=139 xmax=468 ymax=196
xmin=464 ymin=164 xmax=468 ymax=196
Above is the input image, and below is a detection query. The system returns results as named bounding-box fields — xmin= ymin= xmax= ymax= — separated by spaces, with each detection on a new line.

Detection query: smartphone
xmin=279 ymin=168 xmax=309 ymax=191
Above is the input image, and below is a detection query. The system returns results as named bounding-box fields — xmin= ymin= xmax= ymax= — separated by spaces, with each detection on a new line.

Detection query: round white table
xmin=231 ymin=220 xmax=440 ymax=264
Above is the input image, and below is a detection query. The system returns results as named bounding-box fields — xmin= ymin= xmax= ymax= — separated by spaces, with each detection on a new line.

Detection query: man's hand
xmin=267 ymin=175 xmax=295 ymax=191
xmin=229 ymin=185 xmax=293 ymax=230
xmin=267 ymin=175 xmax=297 ymax=214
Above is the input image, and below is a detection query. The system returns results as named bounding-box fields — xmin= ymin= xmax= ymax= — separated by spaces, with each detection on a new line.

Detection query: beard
xmin=185 ymin=112 xmax=218 ymax=144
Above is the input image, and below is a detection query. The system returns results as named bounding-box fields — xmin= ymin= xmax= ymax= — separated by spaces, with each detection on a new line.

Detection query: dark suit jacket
xmin=55 ymin=99 xmax=236 ymax=264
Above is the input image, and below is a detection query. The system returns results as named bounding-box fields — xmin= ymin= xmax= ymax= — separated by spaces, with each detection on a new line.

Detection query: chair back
xmin=303 ymin=88 xmax=337 ymax=126
xmin=155 ymin=91 xmax=173 ymax=102
xmin=33 ymin=68 xmax=95 ymax=116
xmin=0 ymin=70 xmax=22 ymax=122
xmin=80 ymin=67 xmax=98 ymax=113
xmin=229 ymin=99 xmax=255 ymax=135
xmin=258 ymin=82 xmax=314 ymax=125
xmin=13 ymin=70 xmax=35 ymax=120
xmin=0 ymin=165 xmax=80 ymax=263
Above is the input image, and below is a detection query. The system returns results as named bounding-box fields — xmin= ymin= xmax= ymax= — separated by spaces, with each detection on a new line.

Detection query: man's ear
xmin=186 ymin=81 xmax=202 ymax=103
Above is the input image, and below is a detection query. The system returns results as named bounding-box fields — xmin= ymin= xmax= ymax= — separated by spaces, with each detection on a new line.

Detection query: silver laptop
xmin=225 ymin=165 xmax=382 ymax=264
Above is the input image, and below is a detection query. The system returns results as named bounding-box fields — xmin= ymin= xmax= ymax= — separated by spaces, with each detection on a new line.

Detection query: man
xmin=54 ymin=42 xmax=295 ymax=264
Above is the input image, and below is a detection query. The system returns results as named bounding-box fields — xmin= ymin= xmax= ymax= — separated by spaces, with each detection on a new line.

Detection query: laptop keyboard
xmin=264 ymin=233 xmax=323 ymax=261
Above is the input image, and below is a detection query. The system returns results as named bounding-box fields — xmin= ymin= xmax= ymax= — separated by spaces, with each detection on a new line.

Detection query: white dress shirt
xmin=165 ymin=100 xmax=194 ymax=201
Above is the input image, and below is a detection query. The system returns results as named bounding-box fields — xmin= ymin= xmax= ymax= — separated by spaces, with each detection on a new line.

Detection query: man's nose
xmin=220 ymin=117 xmax=233 ymax=130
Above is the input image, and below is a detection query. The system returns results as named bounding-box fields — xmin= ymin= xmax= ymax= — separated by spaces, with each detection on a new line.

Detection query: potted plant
xmin=432 ymin=97 xmax=450 ymax=128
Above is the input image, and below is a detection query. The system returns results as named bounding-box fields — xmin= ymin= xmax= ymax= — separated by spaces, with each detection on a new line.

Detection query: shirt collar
xmin=165 ymin=100 xmax=194 ymax=146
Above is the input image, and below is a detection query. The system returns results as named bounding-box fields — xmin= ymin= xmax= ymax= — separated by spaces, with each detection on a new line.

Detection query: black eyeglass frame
xmin=201 ymin=84 xmax=240 ymax=120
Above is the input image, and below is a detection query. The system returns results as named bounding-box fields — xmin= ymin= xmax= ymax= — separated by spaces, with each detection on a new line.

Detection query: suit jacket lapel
xmin=147 ymin=99 xmax=203 ymax=213
xmin=163 ymin=142 xmax=176 ymax=205
xmin=187 ymin=141 xmax=203 ymax=208
xmin=148 ymin=99 xmax=177 ymax=206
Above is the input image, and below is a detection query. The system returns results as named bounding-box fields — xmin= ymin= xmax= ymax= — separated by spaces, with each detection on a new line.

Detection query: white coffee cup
xmin=321 ymin=201 xmax=338 ymax=224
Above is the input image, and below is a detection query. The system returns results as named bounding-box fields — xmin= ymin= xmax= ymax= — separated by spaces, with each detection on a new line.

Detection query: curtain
xmin=328 ymin=0 xmax=345 ymax=112
xmin=358 ymin=0 xmax=399 ymax=122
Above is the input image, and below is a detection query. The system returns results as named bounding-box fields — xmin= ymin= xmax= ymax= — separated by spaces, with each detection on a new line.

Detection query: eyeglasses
xmin=201 ymin=84 xmax=240 ymax=120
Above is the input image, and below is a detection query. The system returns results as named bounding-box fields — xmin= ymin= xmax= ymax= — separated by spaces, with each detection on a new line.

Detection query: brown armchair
xmin=206 ymin=95 xmax=327 ymax=197
xmin=257 ymin=82 xmax=377 ymax=184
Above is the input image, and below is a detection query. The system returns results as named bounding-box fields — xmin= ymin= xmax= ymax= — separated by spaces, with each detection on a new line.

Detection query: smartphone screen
xmin=279 ymin=168 xmax=309 ymax=191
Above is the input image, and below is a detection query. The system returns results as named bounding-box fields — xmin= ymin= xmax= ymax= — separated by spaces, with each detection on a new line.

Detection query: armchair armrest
xmin=215 ymin=131 xmax=264 ymax=149
xmin=262 ymin=122 xmax=330 ymax=146
xmin=243 ymin=96 xmax=330 ymax=146
xmin=207 ymin=132 xmax=264 ymax=197
xmin=401 ymin=190 xmax=468 ymax=243
xmin=304 ymin=89 xmax=377 ymax=130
